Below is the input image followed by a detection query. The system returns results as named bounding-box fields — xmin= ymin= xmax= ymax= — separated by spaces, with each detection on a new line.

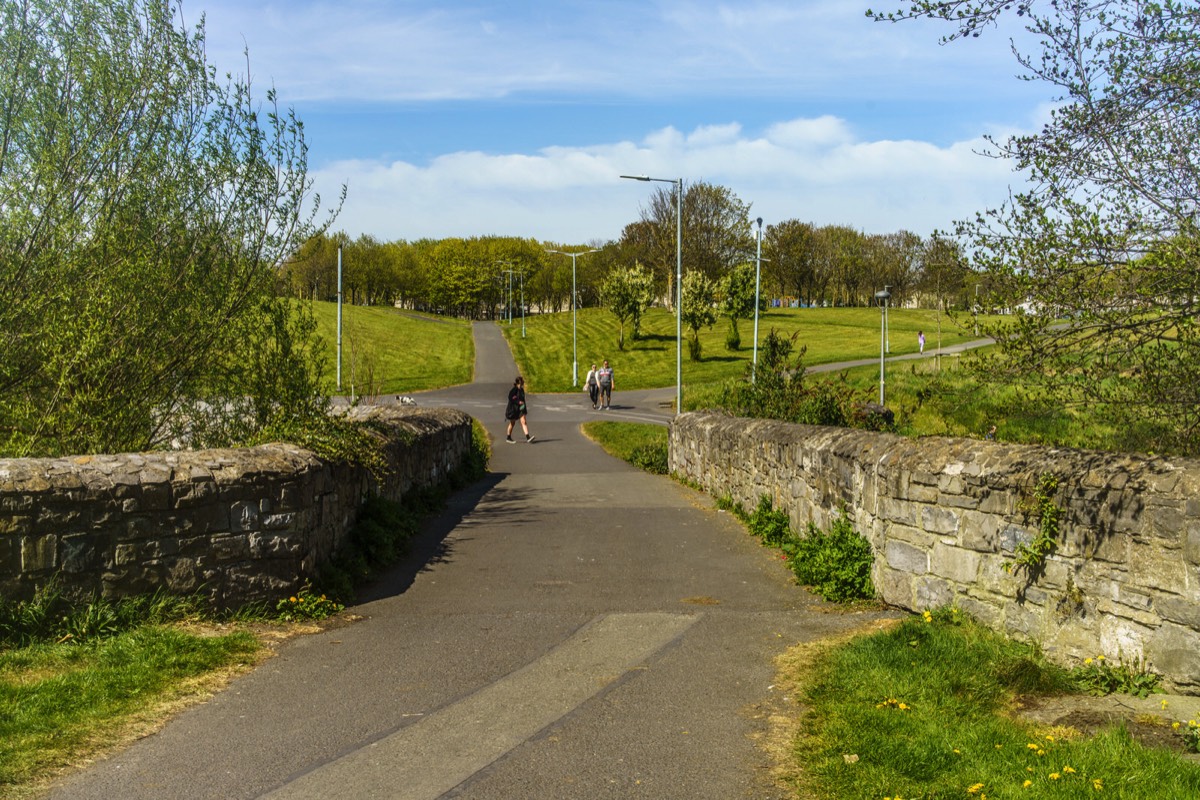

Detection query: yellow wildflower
xmin=1093 ymin=778 xmax=1104 ymax=790
xmin=1084 ymin=658 xmax=1093 ymax=665
xmin=1027 ymin=743 xmax=1039 ymax=750
xmin=1173 ymin=722 xmax=1181 ymax=730
xmin=1045 ymin=734 xmax=1055 ymax=741
xmin=1097 ymin=654 xmax=1105 ymax=661
xmin=1037 ymin=749 xmax=1046 ymax=757
xmin=967 ymin=783 xmax=984 ymax=794
xmin=898 ymin=702 xmax=910 ymax=710
xmin=1161 ymin=699 xmax=1169 ymax=710
xmin=1023 ymin=780 xmax=1033 ymax=788
xmin=1050 ymin=773 xmax=1061 ymax=780
xmin=1063 ymin=766 xmax=1076 ymax=774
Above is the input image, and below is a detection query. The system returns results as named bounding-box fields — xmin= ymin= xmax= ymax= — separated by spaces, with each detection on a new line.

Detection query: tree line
xmin=279 ymin=183 xmax=982 ymax=322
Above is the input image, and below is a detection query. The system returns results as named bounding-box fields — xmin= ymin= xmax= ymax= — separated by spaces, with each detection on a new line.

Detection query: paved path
xmin=49 ymin=322 xmax=898 ymax=800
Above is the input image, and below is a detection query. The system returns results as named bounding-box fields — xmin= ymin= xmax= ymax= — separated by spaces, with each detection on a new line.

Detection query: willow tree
xmin=0 ymin=0 xmax=340 ymax=456
xmin=871 ymin=1 xmax=1200 ymax=453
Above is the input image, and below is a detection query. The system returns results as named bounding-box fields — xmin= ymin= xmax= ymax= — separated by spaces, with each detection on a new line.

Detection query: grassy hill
xmin=306 ymin=301 xmax=474 ymax=395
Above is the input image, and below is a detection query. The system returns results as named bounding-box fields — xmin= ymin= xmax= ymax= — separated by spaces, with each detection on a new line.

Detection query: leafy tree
xmin=680 ymin=271 xmax=717 ymax=360
xmin=870 ymin=1 xmax=1200 ymax=453
xmin=0 ymin=0 xmax=339 ymax=456
xmin=629 ymin=180 xmax=754 ymax=294
xmin=719 ymin=262 xmax=757 ymax=351
xmin=601 ymin=263 xmax=655 ymax=350
xmin=764 ymin=219 xmax=823 ymax=306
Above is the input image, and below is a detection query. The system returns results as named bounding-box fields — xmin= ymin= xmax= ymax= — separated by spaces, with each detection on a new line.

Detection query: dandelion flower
xmin=1084 ymin=658 xmax=1093 ymax=665
xmin=898 ymin=703 xmax=910 ymax=710
xmin=967 ymin=783 xmax=985 ymax=794
xmin=1037 ymin=749 xmax=1046 ymax=757
xmin=1027 ymin=744 xmax=1039 ymax=750
xmin=1097 ymin=654 xmax=1105 ymax=661
xmin=1063 ymin=766 xmax=1076 ymax=774
xmin=1173 ymin=722 xmax=1181 ymax=730
xmin=1093 ymin=778 xmax=1103 ymax=790
xmin=1045 ymin=735 xmax=1055 ymax=741
xmin=1023 ymin=780 xmax=1033 ymax=788
xmin=1050 ymin=773 xmax=1061 ymax=780
xmin=1161 ymin=699 xmax=1169 ymax=710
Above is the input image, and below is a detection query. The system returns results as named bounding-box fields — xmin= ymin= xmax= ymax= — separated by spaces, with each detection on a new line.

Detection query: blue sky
xmin=194 ymin=0 xmax=1049 ymax=244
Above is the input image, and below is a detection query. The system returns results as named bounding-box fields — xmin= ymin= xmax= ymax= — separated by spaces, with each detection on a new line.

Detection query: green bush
xmin=629 ymin=441 xmax=668 ymax=474
xmin=789 ymin=510 xmax=875 ymax=602
xmin=747 ymin=495 xmax=792 ymax=547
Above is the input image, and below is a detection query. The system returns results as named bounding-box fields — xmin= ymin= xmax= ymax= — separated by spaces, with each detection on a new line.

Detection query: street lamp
xmin=621 ymin=174 xmax=683 ymax=414
xmin=875 ymin=285 xmax=891 ymax=406
xmin=547 ymin=248 xmax=600 ymax=386
xmin=752 ymin=217 xmax=763 ymax=384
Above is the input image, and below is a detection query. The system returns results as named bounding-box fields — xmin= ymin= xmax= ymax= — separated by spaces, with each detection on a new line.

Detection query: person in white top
xmin=584 ymin=363 xmax=599 ymax=409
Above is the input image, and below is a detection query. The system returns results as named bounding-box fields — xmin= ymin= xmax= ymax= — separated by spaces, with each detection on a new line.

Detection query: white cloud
xmin=312 ymin=115 xmax=1023 ymax=243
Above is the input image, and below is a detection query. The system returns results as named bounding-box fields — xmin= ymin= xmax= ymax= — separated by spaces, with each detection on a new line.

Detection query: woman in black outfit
xmin=505 ymin=376 xmax=535 ymax=443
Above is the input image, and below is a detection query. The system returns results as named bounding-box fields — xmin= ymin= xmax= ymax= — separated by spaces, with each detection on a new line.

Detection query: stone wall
xmin=0 ymin=407 xmax=473 ymax=608
xmin=670 ymin=412 xmax=1200 ymax=690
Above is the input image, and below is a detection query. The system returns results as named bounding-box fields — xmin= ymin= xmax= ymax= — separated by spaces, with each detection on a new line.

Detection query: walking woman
xmin=505 ymin=376 xmax=535 ymax=443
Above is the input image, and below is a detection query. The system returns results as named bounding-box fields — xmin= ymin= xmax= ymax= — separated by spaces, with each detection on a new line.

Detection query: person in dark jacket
xmin=505 ymin=376 xmax=535 ymax=443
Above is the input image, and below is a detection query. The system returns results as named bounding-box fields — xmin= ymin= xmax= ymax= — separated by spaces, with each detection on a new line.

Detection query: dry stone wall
xmin=0 ymin=407 xmax=472 ymax=608
xmin=670 ymin=412 xmax=1200 ymax=691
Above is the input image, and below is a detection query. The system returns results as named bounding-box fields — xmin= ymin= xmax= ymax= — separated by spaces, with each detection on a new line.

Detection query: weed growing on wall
xmin=1004 ymin=473 xmax=1062 ymax=577
xmin=1071 ymin=654 xmax=1162 ymax=698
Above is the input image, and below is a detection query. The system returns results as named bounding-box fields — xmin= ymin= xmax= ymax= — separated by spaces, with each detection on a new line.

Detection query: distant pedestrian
xmin=597 ymin=359 xmax=614 ymax=410
xmin=584 ymin=363 xmax=599 ymax=409
xmin=505 ymin=376 xmax=535 ymax=443
xmin=985 ymin=424 xmax=997 ymax=441
xmin=918 ymin=330 xmax=925 ymax=354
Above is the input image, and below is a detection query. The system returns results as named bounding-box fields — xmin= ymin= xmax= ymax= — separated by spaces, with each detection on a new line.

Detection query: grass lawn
xmin=0 ymin=627 xmax=262 ymax=797
xmin=307 ymin=301 xmax=474 ymax=395
xmin=503 ymin=305 xmax=982 ymax=394
xmin=784 ymin=611 xmax=1200 ymax=799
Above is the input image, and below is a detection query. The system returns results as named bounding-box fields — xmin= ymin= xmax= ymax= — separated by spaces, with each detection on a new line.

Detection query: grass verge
xmin=580 ymin=420 xmax=668 ymax=474
xmin=0 ymin=625 xmax=263 ymax=798
xmin=787 ymin=611 xmax=1200 ymax=799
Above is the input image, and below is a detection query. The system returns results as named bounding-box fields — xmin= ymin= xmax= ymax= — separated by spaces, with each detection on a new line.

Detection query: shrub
xmin=748 ymin=495 xmax=792 ymax=547
xmin=789 ymin=509 xmax=875 ymax=602
xmin=629 ymin=442 xmax=668 ymax=474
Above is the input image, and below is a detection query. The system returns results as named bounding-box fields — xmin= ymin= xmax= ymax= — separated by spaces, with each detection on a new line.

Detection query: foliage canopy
xmin=0 ymin=0 xmax=339 ymax=456
xmin=870 ymin=1 xmax=1200 ymax=454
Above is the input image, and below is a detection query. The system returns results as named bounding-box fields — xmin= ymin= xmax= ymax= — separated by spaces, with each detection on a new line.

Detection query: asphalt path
xmin=48 ymin=322 xmax=906 ymax=800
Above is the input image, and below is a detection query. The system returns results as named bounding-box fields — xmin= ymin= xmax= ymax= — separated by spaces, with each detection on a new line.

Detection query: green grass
xmin=504 ymin=306 xmax=982 ymax=394
xmin=581 ymin=420 xmax=668 ymax=474
xmin=792 ymin=611 xmax=1200 ymax=799
xmin=0 ymin=627 xmax=260 ymax=795
xmin=307 ymin=301 xmax=474 ymax=394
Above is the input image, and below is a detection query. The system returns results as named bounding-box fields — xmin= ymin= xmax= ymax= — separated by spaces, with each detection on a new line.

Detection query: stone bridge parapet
xmin=670 ymin=412 xmax=1200 ymax=690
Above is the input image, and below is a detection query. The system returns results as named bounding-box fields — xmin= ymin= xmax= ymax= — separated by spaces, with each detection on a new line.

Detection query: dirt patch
xmin=1010 ymin=692 xmax=1200 ymax=760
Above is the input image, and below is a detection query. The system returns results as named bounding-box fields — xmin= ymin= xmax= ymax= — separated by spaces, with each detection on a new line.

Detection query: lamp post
xmin=621 ymin=174 xmax=682 ymax=414
xmin=752 ymin=217 xmax=763 ymax=384
xmin=875 ymin=286 xmax=891 ymax=405
xmin=547 ymin=248 xmax=600 ymax=386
